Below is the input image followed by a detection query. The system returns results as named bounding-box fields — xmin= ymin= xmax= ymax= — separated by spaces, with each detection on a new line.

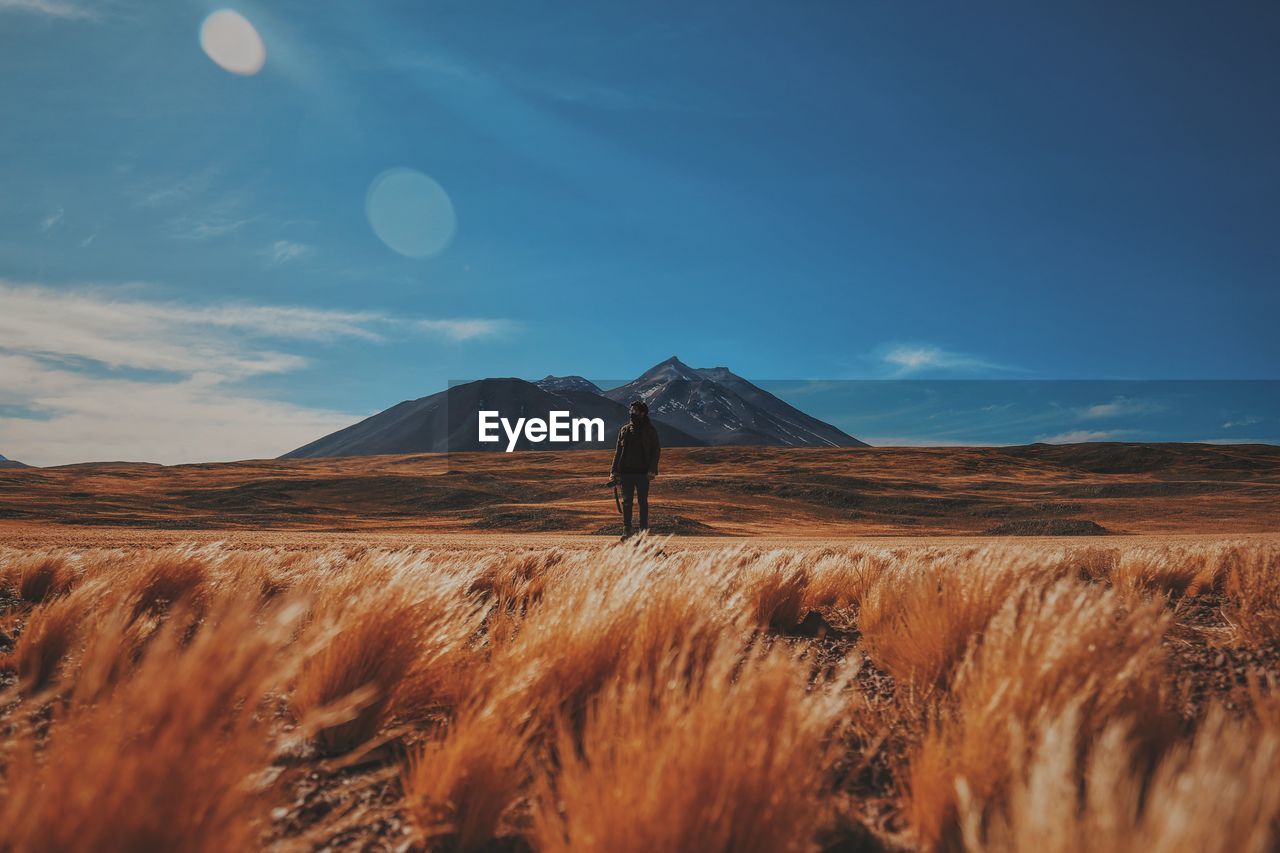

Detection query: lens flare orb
xmin=365 ymin=168 xmax=457 ymax=258
xmin=200 ymin=10 xmax=266 ymax=76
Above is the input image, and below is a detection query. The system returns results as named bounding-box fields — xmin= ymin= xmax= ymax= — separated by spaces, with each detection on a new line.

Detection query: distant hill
xmin=0 ymin=454 xmax=28 ymax=469
xmin=283 ymin=357 xmax=864 ymax=458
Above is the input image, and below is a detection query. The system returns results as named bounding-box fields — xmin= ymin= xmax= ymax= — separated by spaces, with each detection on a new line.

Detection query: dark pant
xmin=619 ymin=471 xmax=649 ymax=530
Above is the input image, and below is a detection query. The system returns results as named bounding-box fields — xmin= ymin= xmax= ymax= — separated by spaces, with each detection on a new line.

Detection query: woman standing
xmin=608 ymin=400 xmax=661 ymax=539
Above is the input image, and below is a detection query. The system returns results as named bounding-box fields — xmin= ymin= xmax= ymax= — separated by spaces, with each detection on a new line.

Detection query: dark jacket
xmin=611 ymin=419 xmax=661 ymax=477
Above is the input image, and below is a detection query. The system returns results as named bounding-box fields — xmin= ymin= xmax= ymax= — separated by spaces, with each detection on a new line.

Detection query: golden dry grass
xmin=904 ymin=577 xmax=1172 ymax=848
xmin=0 ymin=534 xmax=1278 ymax=851
xmin=403 ymin=693 xmax=532 ymax=850
xmin=531 ymin=638 xmax=856 ymax=853
xmin=1 ymin=598 xmax=301 ymax=851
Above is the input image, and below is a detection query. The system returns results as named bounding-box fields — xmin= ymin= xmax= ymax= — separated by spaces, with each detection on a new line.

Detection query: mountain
xmin=0 ymin=454 xmax=28 ymax=468
xmin=283 ymin=378 xmax=704 ymax=458
xmin=603 ymin=357 xmax=867 ymax=448
xmin=284 ymin=357 xmax=865 ymax=458
xmin=534 ymin=375 xmax=603 ymax=394
xmin=691 ymin=366 xmax=867 ymax=447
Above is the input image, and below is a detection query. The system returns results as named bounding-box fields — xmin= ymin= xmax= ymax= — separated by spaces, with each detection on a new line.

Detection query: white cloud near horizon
xmin=1037 ymin=429 xmax=1125 ymax=444
xmin=0 ymin=281 xmax=389 ymax=377
xmin=1078 ymin=396 xmax=1163 ymax=420
xmin=0 ymin=354 xmax=358 ymax=467
xmin=0 ymin=280 xmax=508 ymax=465
xmin=879 ymin=344 xmax=1008 ymax=376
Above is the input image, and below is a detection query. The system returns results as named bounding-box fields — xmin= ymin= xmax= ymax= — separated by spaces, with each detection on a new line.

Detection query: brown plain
xmin=0 ymin=442 xmax=1276 ymax=536
xmin=1 ymin=443 xmax=1279 ymax=851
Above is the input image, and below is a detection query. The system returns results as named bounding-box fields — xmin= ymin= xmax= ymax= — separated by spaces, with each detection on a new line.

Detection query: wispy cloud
xmin=0 ymin=281 xmax=376 ymax=377
xmin=0 ymin=353 xmax=358 ymax=466
xmin=414 ymin=318 xmax=511 ymax=342
xmin=136 ymin=168 xmax=219 ymax=208
xmin=266 ymin=240 xmax=312 ymax=265
xmin=169 ymin=215 xmax=254 ymax=241
xmin=1037 ymin=429 xmax=1126 ymax=444
xmin=878 ymin=343 xmax=1008 ymax=377
xmin=1223 ymin=416 xmax=1262 ymax=429
xmin=136 ymin=168 xmax=262 ymax=243
xmin=0 ymin=0 xmax=95 ymax=20
xmin=0 ymin=281 xmax=511 ymax=464
xmin=40 ymin=206 xmax=63 ymax=231
xmin=1078 ymin=396 xmax=1163 ymax=420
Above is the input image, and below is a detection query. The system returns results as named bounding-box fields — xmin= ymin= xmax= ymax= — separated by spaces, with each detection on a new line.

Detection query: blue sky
xmin=765 ymin=380 xmax=1280 ymax=447
xmin=1 ymin=1 xmax=1277 ymax=463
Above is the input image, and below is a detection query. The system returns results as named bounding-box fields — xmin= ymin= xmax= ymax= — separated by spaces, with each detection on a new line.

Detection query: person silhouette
xmin=607 ymin=400 xmax=660 ymax=539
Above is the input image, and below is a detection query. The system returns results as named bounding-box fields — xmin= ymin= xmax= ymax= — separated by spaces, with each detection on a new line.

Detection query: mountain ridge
xmin=283 ymin=357 xmax=865 ymax=458
xmin=534 ymin=375 xmax=603 ymax=395
xmin=603 ymin=357 xmax=867 ymax=448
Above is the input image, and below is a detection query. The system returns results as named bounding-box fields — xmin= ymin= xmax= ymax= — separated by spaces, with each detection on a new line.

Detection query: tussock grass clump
xmin=486 ymin=541 xmax=747 ymax=725
xmin=292 ymin=552 xmax=484 ymax=754
xmin=0 ymin=600 xmax=300 ymax=852
xmin=469 ymin=547 xmax=563 ymax=604
xmin=532 ymin=637 xmax=858 ymax=853
xmin=120 ymin=547 xmax=213 ymax=619
xmin=742 ymin=549 xmax=811 ymax=630
xmin=975 ymin=704 xmax=1280 ymax=853
xmin=1110 ymin=544 xmax=1225 ymax=601
xmin=906 ymin=576 xmax=1171 ymax=848
xmin=1057 ymin=544 xmax=1119 ymax=583
xmin=1221 ymin=542 xmax=1280 ymax=645
xmin=403 ymin=694 xmax=532 ymax=850
xmin=8 ymin=576 xmax=110 ymax=690
xmin=2 ymin=552 xmax=80 ymax=603
xmin=6 ymin=548 xmax=225 ymax=696
xmin=859 ymin=547 xmax=1064 ymax=693
xmin=803 ymin=549 xmax=892 ymax=620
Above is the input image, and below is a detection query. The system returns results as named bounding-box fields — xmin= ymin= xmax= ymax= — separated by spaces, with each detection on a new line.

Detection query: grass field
xmin=2 ymin=532 xmax=1278 ymax=851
